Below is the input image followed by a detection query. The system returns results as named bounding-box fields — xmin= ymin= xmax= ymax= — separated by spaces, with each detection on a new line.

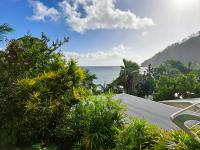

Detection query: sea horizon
xmin=83 ymin=66 xmax=147 ymax=85
xmin=83 ymin=66 xmax=121 ymax=85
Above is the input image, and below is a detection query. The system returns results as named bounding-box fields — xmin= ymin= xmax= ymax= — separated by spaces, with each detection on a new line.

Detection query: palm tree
xmin=0 ymin=23 xmax=13 ymax=42
xmin=119 ymin=59 xmax=140 ymax=94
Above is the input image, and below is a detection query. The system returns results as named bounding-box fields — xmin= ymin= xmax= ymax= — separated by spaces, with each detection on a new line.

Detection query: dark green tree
xmin=153 ymin=73 xmax=200 ymax=101
xmin=0 ymin=23 xmax=13 ymax=41
xmin=154 ymin=60 xmax=188 ymax=77
xmin=107 ymin=59 xmax=140 ymax=95
xmin=135 ymin=75 xmax=155 ymax=98
xmin=135 ymin=64 xmax=155 ymax=98
xmin=118 ymin=59 xmax=140 ymax=94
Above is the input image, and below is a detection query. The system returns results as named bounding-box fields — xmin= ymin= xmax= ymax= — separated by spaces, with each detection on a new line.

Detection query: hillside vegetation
xmin=142 ymin=32 xmax=200 ymax=67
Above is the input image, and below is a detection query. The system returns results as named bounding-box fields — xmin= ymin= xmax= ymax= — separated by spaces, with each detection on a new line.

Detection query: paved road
xmin=115 ymin=94 xmax=181 ymax=130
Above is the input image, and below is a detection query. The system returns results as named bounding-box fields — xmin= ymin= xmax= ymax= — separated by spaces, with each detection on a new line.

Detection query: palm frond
xmin=0 ymin=23 xmax=14 ymax=41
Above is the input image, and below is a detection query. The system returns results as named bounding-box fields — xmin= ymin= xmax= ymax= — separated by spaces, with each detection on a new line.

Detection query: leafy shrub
xmin=12 ymin=66 xmax=90 ymax=148
xmin=169 ymin=130 xmax=200 ymax=150
xmin=0 ymin=35 xmax=96 ymax=149
xmin=56 ymin=94 xmax=126 ymax=150
xmin=152 ymin=129 xmax=200 ymax=150
xmin=151 ymin=129 xmax=172 ymax=149
xmin=114 ymin=119 xmax=200 ymax=150
xmin=0 ymin=130 xmax=18 ymax=150
xmin=114 ymin=117 xmax=159 ymax=150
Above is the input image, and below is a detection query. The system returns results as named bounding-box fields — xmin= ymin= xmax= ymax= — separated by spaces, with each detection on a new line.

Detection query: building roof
xmin=115 ymin=94 xmax=181 ymax=130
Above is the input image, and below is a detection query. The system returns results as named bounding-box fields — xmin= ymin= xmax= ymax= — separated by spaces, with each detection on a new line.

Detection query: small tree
xmin=153 ymin=73 xmax=200 ymax=101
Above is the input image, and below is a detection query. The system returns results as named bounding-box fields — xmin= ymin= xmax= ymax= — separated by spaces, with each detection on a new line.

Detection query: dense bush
xmin=0 ymin=34 xmax=96 ymax=149
xmin=171 ymin=130 xmax=200 ymax=149
xmin=154 ymin=73 xmax=200 ymax=101
xmin=13 ymin=69 xmax=89 ymax=147
xmin=153 ymin=130 xmax=200 ymax=150
xmin=55 ymin=94 xmax=126 ymax=150
xmin=114 ymin=120 xmax=200 ymax=150
xmin=114 ymin=118 xmax=159 ymax=150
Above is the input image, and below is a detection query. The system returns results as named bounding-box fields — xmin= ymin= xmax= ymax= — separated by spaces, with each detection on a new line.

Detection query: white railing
xmin=170 ymin=102 xmax=200 ymax=143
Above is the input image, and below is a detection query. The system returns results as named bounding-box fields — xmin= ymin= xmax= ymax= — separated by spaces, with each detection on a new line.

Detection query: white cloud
xmin=59 ymin=0 xmax=155 ymax=33
xmin=142 ymin=31 xmax=148 ymax=36
xmin=28 ymin=0 xmax=60 ymax=22
xmin=63 ymin=44 xmax=142 ymax=66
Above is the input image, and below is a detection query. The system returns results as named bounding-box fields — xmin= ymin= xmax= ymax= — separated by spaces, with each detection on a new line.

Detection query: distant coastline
xmin=83 ymin=66 xmax=147 ymax=85
xmin=83 ymin=66 xmax=121 ymax=85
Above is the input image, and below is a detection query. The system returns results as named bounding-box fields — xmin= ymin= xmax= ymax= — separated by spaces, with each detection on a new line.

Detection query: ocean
xmin=83 ymin=66 xmax=147 ymax=85
xmin=83 ymin=66 xmax=121 ymax=85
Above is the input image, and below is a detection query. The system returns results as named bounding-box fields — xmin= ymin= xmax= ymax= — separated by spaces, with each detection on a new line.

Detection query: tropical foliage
xmin=108 ymin=59 xmax=140 ymax=95
xmin=63 ymin=94 xmax=125 ymax=150
xmin=152 ymin=60 xmax=200 ymax=100
xmin=0 ymin=34 xmax=96 ymax=149
xmin=0 ymin=28 xmax=199 ymax=149
xmin=114 ymin=118 xmax=159 ymax=150
xmin=0 ymin=23 xmax=13 ymax=41
xmin=153 ymin=73 xmax=200 ymax=101
xmin=109 ymin=59 xmax=200 ymax=101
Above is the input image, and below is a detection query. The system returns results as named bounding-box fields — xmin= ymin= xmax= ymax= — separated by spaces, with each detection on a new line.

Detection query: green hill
xmin=142 ymin=31 xmax=200 ymax=67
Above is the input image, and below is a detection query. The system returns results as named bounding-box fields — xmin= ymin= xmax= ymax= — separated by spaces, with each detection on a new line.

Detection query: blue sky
xmin=1 ymin=0 xmax=200 ymax=66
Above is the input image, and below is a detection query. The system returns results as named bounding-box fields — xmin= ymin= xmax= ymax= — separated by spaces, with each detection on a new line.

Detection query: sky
xmin=0 ymin=0 xmax=200 ymax=66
